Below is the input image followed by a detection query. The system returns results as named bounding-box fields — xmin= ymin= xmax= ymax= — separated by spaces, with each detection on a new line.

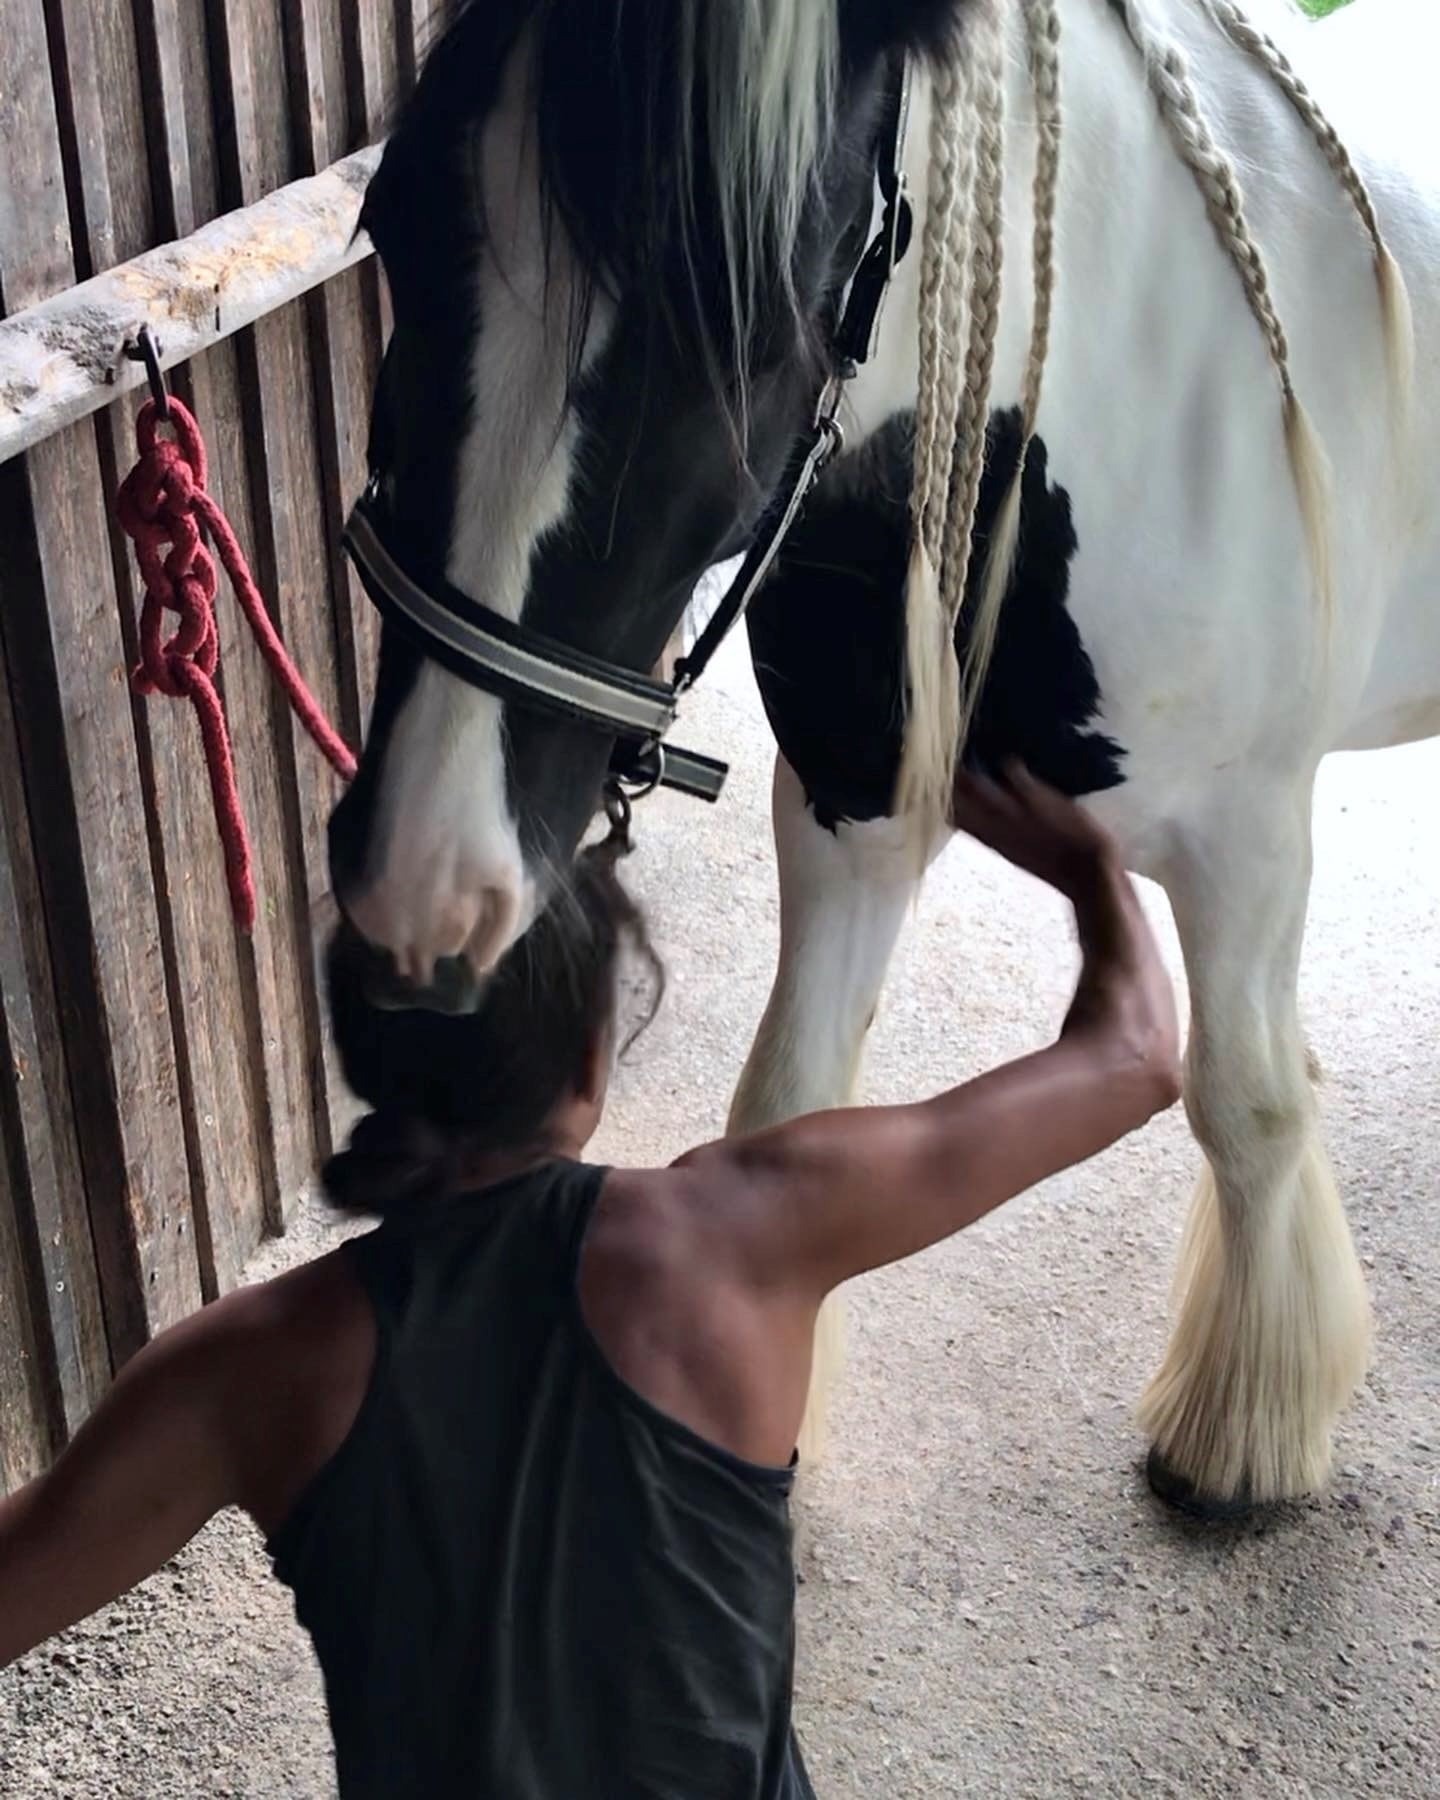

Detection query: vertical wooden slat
xmin=0 ymin=623 xmax=62 ymax=1496
xmin=345 ymin=0 xmax=405 ymax=704
xmin=131 ymin=0 xmax=199 ymax=239
xmin=105 ymin=0 xmax=281 ymax=1291
xmin=0 ymin=5 xmax=201 ymax=1364
xmin=0 ymin=435 xmax=201 ymax=1360
xmin=172 ymin=0 xmax=322 ymax=1219
xmin=392 ymin=0 xmax=419 ymax=98
xmin=286 ymin=0 xmax=375 ymax=749
xmin=1 ymin=647 xmax=72 ymax=1488
xmin=0 ymin=1149 xmax=52 ymax=1493
xmin=208 ymin=0 xmax=351 ymax=1171
xmin=0 ymin=637 xmax=109 ymax=1446
xmin=349 ymin=0 xmax=401 ymax=146
xmin=44 ymin=0 xmax=276 ymax=1298
xmin=0 ymin=27 xmax=72 ymax=305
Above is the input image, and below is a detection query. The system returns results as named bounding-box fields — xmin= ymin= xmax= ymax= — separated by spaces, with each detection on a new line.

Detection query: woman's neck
xmin=447 ymin=1119 xmax=594 ymax=1196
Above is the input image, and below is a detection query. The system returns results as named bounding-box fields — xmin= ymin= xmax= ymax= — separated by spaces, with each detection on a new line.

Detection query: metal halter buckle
xmin=612 ymin=739 xmax=667 ymax=801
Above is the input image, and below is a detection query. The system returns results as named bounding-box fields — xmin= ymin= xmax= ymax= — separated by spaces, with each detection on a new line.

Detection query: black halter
xmin=344 ymin=59 xmax=915 ymax=806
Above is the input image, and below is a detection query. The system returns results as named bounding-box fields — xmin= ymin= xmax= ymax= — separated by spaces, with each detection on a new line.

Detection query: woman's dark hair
xmin=323 ymin=825 xmax=663 ymax=1217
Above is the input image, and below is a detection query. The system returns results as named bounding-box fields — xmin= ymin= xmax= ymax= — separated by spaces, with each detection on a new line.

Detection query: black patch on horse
xmin=747 ymin=407 xmax=1127 ymax=830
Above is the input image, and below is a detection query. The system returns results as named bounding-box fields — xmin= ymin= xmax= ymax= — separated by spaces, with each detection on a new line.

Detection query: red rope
xmin=115 ymin=396 xmax=357 ymax=933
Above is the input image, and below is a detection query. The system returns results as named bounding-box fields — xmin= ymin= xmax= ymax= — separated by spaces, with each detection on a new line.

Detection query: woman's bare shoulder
xmin=202 ymin=1244 xmax=379 ymax=1535
xmin=581 ymin=1165 xmax=815 ymax=1467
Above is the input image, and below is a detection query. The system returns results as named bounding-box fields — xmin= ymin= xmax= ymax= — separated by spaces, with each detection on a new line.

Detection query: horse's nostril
xmin=463 ymin=884 xmax=524 ymax=979
xmin=337 ymin=876 xmax=524 ymax=982
xmin=361 ymin=949 xmax=486 ymax=1017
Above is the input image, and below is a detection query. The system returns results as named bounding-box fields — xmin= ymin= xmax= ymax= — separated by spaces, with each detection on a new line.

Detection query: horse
xmin=326 ymin=0 xmax=1440 ymax=1517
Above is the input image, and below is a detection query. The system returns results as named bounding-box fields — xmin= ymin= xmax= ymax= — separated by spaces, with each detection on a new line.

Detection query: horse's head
xmin=329 ymin=0 xmax=958 ymax=996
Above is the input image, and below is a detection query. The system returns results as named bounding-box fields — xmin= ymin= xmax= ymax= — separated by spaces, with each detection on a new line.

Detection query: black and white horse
xmin=327 ymin=0 xmax=1439 ymax=1514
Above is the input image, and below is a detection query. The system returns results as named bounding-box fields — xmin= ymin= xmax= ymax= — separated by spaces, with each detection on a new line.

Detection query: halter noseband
xmin=343 ymin=58 xmax=915 ymax=807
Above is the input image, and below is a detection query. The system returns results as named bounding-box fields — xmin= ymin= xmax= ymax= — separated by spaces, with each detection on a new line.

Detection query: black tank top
xmin=269 ymin=1160 xmax=815 ymax=1799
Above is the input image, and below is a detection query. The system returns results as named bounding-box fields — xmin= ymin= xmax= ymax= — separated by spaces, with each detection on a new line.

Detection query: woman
xmin=0 ymin=767 xmax=1180 ymax=1797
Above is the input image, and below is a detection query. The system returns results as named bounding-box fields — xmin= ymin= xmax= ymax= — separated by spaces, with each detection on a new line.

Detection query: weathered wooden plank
xmin=52 ymin=0 xmax=269 ymax=1297
xmin=395 ymin=0 xmax=452 ymax=93
xmin=100 ymin=384 xmax=274 ymax=1295
xmin=174 ymin=0 xmax=322 ymax=1221
xmin=0 ymin=1137 xmax=53 ymax=1494
xmin=182 ymin=336 xmax=324 ymax=1227
xmin=37 ymin=0 xmax=116 ymax=283
xmin=209 ymin=0 xmax=352 ymax=1174
xmin=0 ymin=633 xmax=81 ymax=1489
xmin=0 ymin=7 xmax=201 ymax=1362
xmin=0 ymin=431 xmax=202 ymax=1361
xmin=120 ymin=0 xmax=280 ymax=1291
xmin=286 ymin=0 xmax=368 ymax=750
xmin=0 ymin=625 xmax=109 ymax=1444
xmin=236 ymin=303 xmax=353 ymax=1171
xmin=0 ymin=0 xmax=430 ymax=1462
xmin=305 ymin=266 xmax=379 ymax=745
xmin=347 ymin=0 xmax=400 ymax=149
xmin=130 ymin=0 xmax=199 ymax=240
xmin=51 ymin=0 xmax=154 ymax=276
xmin=284 ymin=3 xmax=385 ymax=1145
xmin=0 ymin=29 xmax=72 ymax=306
xmin=391 ymin=0 xmax=418 ymax=99
xmin=344 ymin=0 xmax=401 ymax=705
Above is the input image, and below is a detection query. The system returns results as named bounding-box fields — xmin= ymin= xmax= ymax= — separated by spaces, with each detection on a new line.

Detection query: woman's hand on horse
xmin=951 ymin=759 xmax=1121 ymax=897
xmin=675 ymin=763 xmax=1182 ymax=1304
xmin=953 ymin=761 xmax=1180 ymax=1087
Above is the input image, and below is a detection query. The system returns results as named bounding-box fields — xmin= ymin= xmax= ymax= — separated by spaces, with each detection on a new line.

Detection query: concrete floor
xmin=1 ymin=635 xmax=1436 ymax=1796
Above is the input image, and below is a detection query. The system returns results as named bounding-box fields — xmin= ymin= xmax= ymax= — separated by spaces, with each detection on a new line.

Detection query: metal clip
xmin=123 ymin=325 xmax=171 ymax=423
xmin=603 ymin=780 xmax=634 ymax=842
xmin=616 ymin=740 xmax=667 ymax=802
xmin=815 ymin=369 xmax=849 ymax=428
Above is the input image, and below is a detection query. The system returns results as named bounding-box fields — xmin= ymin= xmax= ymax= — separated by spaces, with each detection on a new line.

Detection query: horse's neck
xmin=844 ymin=0 xmax=1156 ymax=445
xmin=842 ymin=0 xmax=1382 ymax=457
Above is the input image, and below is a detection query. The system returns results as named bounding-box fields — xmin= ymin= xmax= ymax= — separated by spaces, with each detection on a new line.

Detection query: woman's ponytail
xmin=322 ymin=1110 xmax=456 ymax=1218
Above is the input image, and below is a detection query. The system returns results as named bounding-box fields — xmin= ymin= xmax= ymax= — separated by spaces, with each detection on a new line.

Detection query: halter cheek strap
xmin=344 ymin=496 xmax=729 ymax=802
xmin=344 ymin=55 xmax=914 ymax=807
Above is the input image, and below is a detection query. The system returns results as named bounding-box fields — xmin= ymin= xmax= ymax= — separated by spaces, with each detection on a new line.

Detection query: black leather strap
xmin=672 ymin=58 xmax=913 ymax=695
xmin=346 ymin=496 xmax=680 ymax=740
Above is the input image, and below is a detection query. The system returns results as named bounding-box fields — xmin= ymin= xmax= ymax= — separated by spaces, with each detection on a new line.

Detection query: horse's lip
xmin=361 ymin=952 xmax=487 ymax=1017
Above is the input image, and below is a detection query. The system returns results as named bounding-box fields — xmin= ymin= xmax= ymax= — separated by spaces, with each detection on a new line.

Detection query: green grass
xmin=1300 ymin=0 xmax=1353 ymax=16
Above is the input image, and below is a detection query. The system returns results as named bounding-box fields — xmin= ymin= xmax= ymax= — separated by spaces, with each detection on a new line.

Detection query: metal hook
xmin=123 ymin=325 xmax=171 ymax=423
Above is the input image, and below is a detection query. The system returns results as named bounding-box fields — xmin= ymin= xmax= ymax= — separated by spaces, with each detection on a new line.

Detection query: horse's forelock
xmin=528 ymin=0 xmax=842 ymax=430
xmin=367 ymin=0 xmax=846 ymax=441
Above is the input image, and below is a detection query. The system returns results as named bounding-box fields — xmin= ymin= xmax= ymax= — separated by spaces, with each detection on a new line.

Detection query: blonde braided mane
xmin=895 ymin=0 xmax=1414 ymax=847
xmin=1201 ymin=0 xmax=1415 ymax=428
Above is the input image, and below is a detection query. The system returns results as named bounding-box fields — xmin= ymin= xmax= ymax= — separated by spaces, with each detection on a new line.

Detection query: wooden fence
xmin=0 ymin=0 xmax=453 ymax=1491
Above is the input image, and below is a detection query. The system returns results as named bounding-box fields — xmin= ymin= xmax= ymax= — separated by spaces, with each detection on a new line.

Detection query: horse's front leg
xmin=730 ymin=755 xmax=941 ymax=1460
xmin=729 ymin=757 xmax=929 ymax=1135
xmin=1140 ymin=781 xmax=1371 ymax=1511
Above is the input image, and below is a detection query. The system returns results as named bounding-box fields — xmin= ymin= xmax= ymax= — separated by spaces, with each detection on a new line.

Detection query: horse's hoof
xmin=1145 ymin=1446 xmax=1256 ymax=1522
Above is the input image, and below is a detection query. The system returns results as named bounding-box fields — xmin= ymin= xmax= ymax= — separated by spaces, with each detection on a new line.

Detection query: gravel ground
xmin=2 ymin=635 xmax=1436 ymax=1797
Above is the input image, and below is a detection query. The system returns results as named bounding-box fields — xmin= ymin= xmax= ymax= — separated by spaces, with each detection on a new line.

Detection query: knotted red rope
xmin=116 ymin=395 xmax=357 ymax=932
